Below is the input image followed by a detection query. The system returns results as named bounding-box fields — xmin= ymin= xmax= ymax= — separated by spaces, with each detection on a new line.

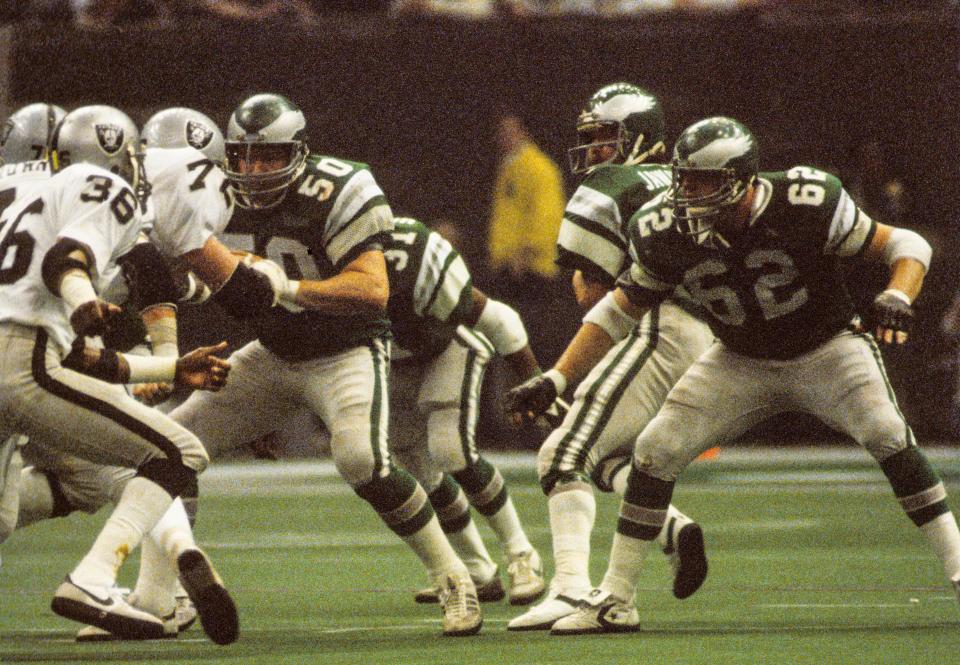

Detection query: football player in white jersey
xmin=0 ymin=105 xmax=238 ymax=643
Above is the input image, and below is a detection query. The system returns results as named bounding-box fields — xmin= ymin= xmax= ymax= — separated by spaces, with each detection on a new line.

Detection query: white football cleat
xmin=76 ymin=609 xmax=177 ymax=642
xmin=438 ymin=572 xmax=482 ymax=637
xmin=506 ymin=589 xmax=585 ymax=631
xmin=52 ymin=576 xmax=165 ymax=640
xmin=177 ymin=549 xmax=239 ymax=645
xmin=174 ymin=594 xmax=198 ymax=632
xmin=507 ymin=549 xmax=546 ymax=606
xmin=550 ymin=588 xmax=640 ymax=635
xmin=665 ymin=521 xmax=708 ymax=599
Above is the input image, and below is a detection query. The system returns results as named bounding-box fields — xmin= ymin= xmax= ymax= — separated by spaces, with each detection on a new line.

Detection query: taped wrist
xmin=122 ymin=353 xmax=177 ymax=383
xmin=59 ymin=271 xmax=98 ymax=311
xmin=212 ymin=262 xmax=275 ymax=319
xmin=474 ymin=298 xmax=528 ymax=356
xmin=583 ymin=291 xmax=638 ymax=342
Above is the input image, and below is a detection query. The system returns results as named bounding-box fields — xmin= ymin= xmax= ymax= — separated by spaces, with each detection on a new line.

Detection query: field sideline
xmin=1 ymin=445 xmax=959 ymax=664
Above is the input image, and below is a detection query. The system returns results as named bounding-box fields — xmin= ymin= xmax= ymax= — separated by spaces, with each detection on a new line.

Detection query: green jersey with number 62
xmin=624 ymin=166 xmax=876 ymax=360
xmin=385 ymin=218 xmax=473 ymax=360
xmin=220 ymin=154 xmax=394 ymax=360
xmin=556 ymin=162 xmax=672 ymax=287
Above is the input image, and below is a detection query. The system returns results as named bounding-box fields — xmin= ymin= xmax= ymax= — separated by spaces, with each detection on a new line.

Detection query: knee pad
xmin=331 ymin=421 xmax=380 ymax=488
xmin=137 ymin=459 xmax=197 ymax=498
xmin=426 ymin=408 xmax=469 ymax=473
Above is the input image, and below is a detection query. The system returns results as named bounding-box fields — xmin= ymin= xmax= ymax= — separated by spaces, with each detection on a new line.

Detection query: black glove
xmin=505 ymin=374 xmax=560 ymax=427
xmin=868 ymin=291 xmax=914 ymax=344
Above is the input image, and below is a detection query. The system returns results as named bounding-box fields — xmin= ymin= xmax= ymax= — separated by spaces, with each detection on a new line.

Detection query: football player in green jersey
xmin=508 ymin=83 xmax=712 ymax=631
xmin=385 ymin=218 xmax=546 ymax=606
xmin=166 ymin=94 xmax=482 ymax=636
xmin=513 ymin=116 xmax=960 ymax=634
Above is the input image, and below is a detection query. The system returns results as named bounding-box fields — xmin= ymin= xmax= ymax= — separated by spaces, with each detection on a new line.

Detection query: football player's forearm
xmin=503 ymin=346 xmax=541 ymax=382
xmin=572 ymin=271 xmax=609 ymax=313
xmin=294 ymin=272 xmax=388 ymax=314
xmin=886 ymin=258 xmax=926 ymax=302
xmin=553 ymin=322 xmax=616 ymax=388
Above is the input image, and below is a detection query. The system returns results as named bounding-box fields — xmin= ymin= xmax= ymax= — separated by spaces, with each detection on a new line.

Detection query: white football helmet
xmin=142 ymin=107 xmax=225 ymax=162
xmin=51 ymin=105 xmax=149 ymax=200
xmin=0 ymin=103 xmax=67 ymax=165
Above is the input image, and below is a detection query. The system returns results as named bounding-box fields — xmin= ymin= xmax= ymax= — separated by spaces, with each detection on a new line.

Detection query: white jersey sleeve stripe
xmin=326 ymin=204 xmax=393 ymax=268
xmin=426 ymin=255 xmax=470 ymax=322
xmin=825 ymin=189 xmax=874 ymax=257
xmin=557 ymin=222 xmax=626 ymax=280
xmin=325 ymin=170 xmax=383 ymax=243
xmin=627 ymin=261 xmax=673 ymax=293
xmin=564 ymin=186 xmax=622 ymax=237
xmin=413 ymin=232 xmax=453 ymax=316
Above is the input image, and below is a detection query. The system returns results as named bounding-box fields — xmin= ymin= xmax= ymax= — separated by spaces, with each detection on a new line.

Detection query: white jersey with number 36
xmin=0 ymin=163 xmax=144 ymax=355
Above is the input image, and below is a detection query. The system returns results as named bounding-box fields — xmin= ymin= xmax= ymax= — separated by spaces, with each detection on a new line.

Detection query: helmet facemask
xmin=223 ymin=140 xmax=307 ymax=210
xmin=666 ymin=164 xmax=752 ymax=249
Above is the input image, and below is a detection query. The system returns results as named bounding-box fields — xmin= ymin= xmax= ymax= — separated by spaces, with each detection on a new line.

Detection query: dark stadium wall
xmin=7 ymin=12 xmax=959 ymax=440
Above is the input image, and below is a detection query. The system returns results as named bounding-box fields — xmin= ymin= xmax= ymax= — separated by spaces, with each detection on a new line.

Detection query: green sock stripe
xmin=880 ymin=447 xmax=942 ymax=498
xmin=908 ymin=502 xmax=950 ymax=527
xmin=616 ymin=517 xmax=661 ymax=541
xmin=547 ymin=306 xmax=660 ymax=481
xmin=354 ymin=467 xmax=419 ymax=513
xmin=473 ymin=486 xmax=508 ymax=517
xmin=393 ymin=502 xmax=436 ymax=538
xmin=858 ymin=332 xmax=916 ymax=447
xmin=438 ymin=510 xmax=472 ymax=534
xmin=453 ymin=457 xmax=496 ymax=494
xmin=428 ymin=473 xmax=460 ymax=508
xmin=624 ymin=465 xmax=675 ymax=510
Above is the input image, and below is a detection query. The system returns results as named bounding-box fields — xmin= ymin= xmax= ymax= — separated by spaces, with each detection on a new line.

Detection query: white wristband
xmin=59 ymin=271 xmax=97 ymax=310
xmin=279 ymin=280 xmax=304 ymax=313
xmin=475 ymin=298 xmax=528 ymax=356
xmin=883 ymin=288 xmax=912 ymax=305
xmin=122 ymin=353 xmax=176 ymax=383
xmin=582 ymin=291 xmax=638 ymax=343
xmin=543 ymin=368 xmax=568 ymax=396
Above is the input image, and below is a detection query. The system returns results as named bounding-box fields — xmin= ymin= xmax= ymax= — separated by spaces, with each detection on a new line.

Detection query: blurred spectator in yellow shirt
xmin=488 ymin=112 xmax=565 ymax=282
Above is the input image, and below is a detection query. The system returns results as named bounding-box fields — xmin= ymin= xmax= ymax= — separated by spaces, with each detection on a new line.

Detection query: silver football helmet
xmin=0 ymin=103 xmax=67 ymax=165
xmin=51 ymin=105 xmax=149 ymax=201
xmin=142 ymin=107 xmax=225 ymax=162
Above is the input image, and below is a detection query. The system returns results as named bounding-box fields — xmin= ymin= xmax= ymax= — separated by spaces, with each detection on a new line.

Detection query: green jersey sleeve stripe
xmin=427 ymin=255 xmax=471 ymax=322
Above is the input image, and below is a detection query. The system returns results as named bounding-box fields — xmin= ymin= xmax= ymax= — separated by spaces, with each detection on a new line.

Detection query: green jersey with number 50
xmin=624 ymin=166 xmax=876 ymax=360
xmin=385 ymin=218 xmax=473 ymax=360
xmin=220 ymin=154 xmax=394 ymax=360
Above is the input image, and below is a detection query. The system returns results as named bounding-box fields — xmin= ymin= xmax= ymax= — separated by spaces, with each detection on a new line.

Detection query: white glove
xmin=250 ymin=260 xmax=304 ymax=313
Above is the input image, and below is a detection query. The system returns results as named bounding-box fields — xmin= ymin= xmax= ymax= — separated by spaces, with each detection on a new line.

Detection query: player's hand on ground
xmin=175 ymin=341 xmax=230 ymax=391
xmin=870 ymin=291 xmax=913 ymax=346
xmin=505 ymin=374 xmax=559 ymax=428
xmin=132 ymin=381 xmax=174 ymax=406
xmin=69 ymin=299 xmax=122 ymax=337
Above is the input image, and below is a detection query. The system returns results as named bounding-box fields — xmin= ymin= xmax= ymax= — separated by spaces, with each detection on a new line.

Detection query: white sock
xmin=484 ymin=496 xmax=533 ymax=559
xmin=131 ymin=533 xmax=177 ymax=618
xmin=447 ymin=521 xmax=498 ymax=583
xmin=132 ymin=497 xmax=195 ymax=617
xmin=655 ymin=505 xmax=693 ymax=550
xmin=920 ymin=512 xmax=960 ymax=581
xmin=548 ymin=484 xmax=595 ymax=594
xmin=611 ymin=463 xmax=631 ymax=497
xmin=402 ymin=514 xmax=470 ymax=585
xmin=71 ymin=477 xmax=172 ymax=588
xmin=599 ymin=531 xmax=651 ymax=604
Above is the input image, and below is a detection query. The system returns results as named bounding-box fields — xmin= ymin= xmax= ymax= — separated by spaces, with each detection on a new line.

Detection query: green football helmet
xmin=665 ymin=116 xmax=758 ymax=248
xmin=0 ymin=103 xmax=66 ymax=165
xmin=223 ymin=93 xmax=308 ymax=209
xmin=568 ymin=82 xmax=665 ymax=174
